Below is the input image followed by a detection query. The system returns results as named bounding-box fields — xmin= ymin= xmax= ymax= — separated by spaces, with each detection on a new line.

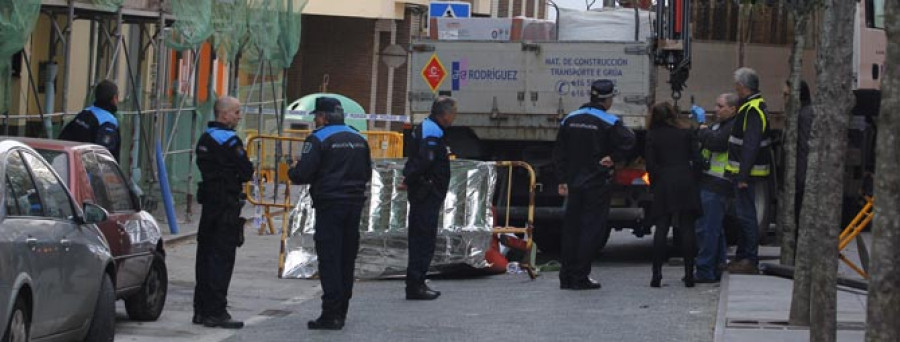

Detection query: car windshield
xmin=35 ymin=149 xmax=69 ymax=186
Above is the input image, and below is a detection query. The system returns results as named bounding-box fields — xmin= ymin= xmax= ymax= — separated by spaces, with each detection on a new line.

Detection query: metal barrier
xmin=493 ymin=161 xmax=538 ymax=279
xmin=243 ymin=130 xmax=404 ymax=235
xmin=839 ymin=196 xmax=873 ymax=279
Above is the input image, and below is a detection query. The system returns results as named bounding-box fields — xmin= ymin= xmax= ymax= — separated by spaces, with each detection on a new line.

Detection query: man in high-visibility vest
xmin=695 ymin=93 xmax=739 ymax=282
xmin=725 ymin=68 xmax=772 ymax=274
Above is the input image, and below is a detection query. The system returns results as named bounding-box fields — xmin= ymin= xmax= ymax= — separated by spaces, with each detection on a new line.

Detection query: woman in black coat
xmin=645 ymin=102 xmax=703 ymax=288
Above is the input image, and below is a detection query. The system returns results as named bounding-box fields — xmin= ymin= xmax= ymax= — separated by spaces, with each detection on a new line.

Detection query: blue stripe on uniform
xmin=312 ymin=124 xmax=364 ymax=142
xmin=87 ymin=106 xmax=118 ymax=127
xmin=561 ymin=107 xmax=619 ymax=126
xmin=422 ymin=118 xmax=444 ymax=139
xmin=207 ymin=127 xmax=238 ymax=146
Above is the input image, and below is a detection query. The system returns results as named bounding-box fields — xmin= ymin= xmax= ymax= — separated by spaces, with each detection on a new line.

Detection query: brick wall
xmin=286 ymin=15 xmax=375 ymax=109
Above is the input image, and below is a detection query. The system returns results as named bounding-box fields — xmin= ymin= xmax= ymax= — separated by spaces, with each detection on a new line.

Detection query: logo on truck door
xmin=421 ymin=54 xmax=448 ymax=93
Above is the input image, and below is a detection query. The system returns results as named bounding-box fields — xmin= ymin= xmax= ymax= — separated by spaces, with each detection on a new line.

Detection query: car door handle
xmin=60 ymin=239 xmax=71 ymax=248
xmin=26 ymin=238 xmax=37 ymax=247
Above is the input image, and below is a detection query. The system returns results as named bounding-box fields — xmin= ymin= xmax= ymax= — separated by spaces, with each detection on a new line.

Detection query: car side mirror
xmin=82 ymin=202 xmax=109 ymax=224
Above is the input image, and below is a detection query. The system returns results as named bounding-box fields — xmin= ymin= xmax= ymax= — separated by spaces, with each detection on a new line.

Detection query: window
xmin=36 ymin=149 xmax=69 ymax=186
xmin=96 ymin=152 xmax=135 ymax=212
xmin=81 ymin=151 xmax=112 ymax=211
xmin=21 ymin=151 xmax=75 ymax=220
xmin=867 ymin=0 xmax=885 ymax=29
xmin=5 ymin=151 xmax=42 ymax=217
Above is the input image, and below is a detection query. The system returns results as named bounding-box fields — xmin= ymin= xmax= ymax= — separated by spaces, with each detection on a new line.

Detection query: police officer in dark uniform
xmin=402 ymin=96 xmax=457 ymax=300
xmin=192 ymin=96 xmax=252 ymax=329
xmin=552 ymin=79 xmax=636 ymax=290
xmin=59 ymin=80 xmax=122 ymax=160
xmin=289 ymin=97 xmax=372 ymax=330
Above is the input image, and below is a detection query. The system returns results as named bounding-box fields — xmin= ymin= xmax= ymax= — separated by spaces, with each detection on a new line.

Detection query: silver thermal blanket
xmin=281 ymin=159 xmax=497 ymax=279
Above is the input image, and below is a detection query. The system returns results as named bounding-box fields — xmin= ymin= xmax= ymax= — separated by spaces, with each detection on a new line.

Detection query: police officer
xmin=59 ymin=80 xmax=122 ymax=160
xmin=289 ymin=97 xmax=372 ymax=330
xmin=552 ymin=79 xmax=635 ymax=290
xmin=725 ymin=67 xmax=772 ymax=275
xmin=193 ymin=96 xmax=252 ymax=329
xmin=402 ymin=96 xmax=457 ymax=300
xmin=694 ymin=93 xmax=739 ymax=283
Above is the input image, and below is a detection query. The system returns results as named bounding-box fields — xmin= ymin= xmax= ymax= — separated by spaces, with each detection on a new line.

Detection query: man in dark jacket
xmin=552 ymin=79 xmax=636 ymax=290
xmin=193 ymin=96 xmax=253 ymax=329
xmin=289 ymin=97 xmax=372 ymax=330
xmin=694 ymin=93 xmax=739 ymax=282
xmin=59 ymin=80 xmax=122 ymax=160
xmin=725 ymin=67 xmax=772 ymax=274
xmin=401 ymin=96 xmax=457 ymax=300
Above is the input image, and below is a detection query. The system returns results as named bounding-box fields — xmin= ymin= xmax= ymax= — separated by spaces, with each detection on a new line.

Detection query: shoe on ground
xmin=727 ymin=260 xmax=760 ymax=275
xmin=202 ymin=314 xmax=244 ymax=329
xmin=569 ymin=277 xmax=602 ymax=290
xmin=406 ymin=284 xmax=441 ymax=300
xmin=192 ymin=314 xmax=203 ymax=325
xmin=308 ymin=316 xmax=344 ymax=330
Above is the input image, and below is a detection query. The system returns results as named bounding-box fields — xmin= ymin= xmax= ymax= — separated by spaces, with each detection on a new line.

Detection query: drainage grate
xmin=727 ymin=319 xmax=866 ymax=331
xmin=259 ymin=309 xmax=293 ymax=318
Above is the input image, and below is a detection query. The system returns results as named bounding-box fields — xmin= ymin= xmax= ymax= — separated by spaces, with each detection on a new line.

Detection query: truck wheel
xmin=755 ymin=179 xmax=773 ymax=245
xmin=533 ymin=220 xmax=562 ymax=254
xmin=125 ymin=252 xmax=168 ymax=321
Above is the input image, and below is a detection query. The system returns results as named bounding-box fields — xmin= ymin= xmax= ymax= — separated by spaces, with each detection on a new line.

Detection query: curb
xmin=713 ymin=272 xmax=730 ymax=342
xmin=163 ymin=231 xmax=198 ymax=245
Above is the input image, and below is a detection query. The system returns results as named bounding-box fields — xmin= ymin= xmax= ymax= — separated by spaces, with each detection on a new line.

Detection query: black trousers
xmin=313 ymin=201 xmax=364 ymax=319
xmin=560 ymin=186 xmax=611 ymax=282
xmin=194 ymin=201 xmax=241 ymax=318
xmin=406 ymin=190 xmax=445 ymax=287
xmin=652 ymin=212 xmax=697 ymax=271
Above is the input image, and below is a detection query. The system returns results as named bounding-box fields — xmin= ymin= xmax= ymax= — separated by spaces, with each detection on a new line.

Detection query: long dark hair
xmin=647 ymin=102 xmax=692 ymax=130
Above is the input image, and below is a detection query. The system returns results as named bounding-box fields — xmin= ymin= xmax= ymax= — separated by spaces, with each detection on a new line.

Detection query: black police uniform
xmin=402 ymin=116 xmax=451 ymax=292
xmin=193 ymin=121 xmax=253 ymax=324
xmin=59 ymin=103 xmax=121 ymax=160
xmin=552 ymin=98 xmax=635 ymax=288
xmin=289 ymin=123 xmax=372 ymax=325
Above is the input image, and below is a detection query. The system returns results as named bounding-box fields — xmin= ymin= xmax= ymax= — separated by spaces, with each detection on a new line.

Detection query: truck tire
xmin=532 ymin=220 xmax=612 ymax=254
xmin=755 ymin=178 xmax=773 ymax=245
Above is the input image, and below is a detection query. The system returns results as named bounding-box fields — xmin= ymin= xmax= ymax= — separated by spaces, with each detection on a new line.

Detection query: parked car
xmin=0 ymin=138 xmax=116 ymax=341
xmin=21 ymin=138 xmax=168 ymax=322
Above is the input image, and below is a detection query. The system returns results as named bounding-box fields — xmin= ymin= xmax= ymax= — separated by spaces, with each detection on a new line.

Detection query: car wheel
xmin=84 ymin=274 xmax=115 ymax=342
xmin=125 ymin=253 xmax=168 ymax=321
xmin=2 ymin=296 xmax=29 ymax=342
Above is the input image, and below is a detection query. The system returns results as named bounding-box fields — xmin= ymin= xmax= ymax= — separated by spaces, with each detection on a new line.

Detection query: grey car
xmin=0 ymin=139 xmax=116 ymax=342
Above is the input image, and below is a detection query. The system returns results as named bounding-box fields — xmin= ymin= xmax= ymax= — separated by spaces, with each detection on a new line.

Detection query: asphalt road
xmin=114 ymin=229 xmax=719 ymax=342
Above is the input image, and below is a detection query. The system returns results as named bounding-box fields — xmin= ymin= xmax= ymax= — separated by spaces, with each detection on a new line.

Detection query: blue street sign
xmin=429 ymin=1 xmax=471 ymax=19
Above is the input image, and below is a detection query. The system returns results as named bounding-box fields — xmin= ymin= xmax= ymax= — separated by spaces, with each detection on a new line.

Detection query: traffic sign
xmin=429 ymin=1 xmax=471 ymax=19
xmin=421 ymin=54 xmax=447 ymax=93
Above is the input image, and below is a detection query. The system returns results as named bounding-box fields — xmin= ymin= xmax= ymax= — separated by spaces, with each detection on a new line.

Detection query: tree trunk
xmin=865 ymin=0 xmax=900 ymax=340
xmin=779 ymin=4 xmax=811 ymax=267
xmin=787 ymin=1 xmax=816 ymax=326
xmin=804 ymin=1 xmax=855 ymax=341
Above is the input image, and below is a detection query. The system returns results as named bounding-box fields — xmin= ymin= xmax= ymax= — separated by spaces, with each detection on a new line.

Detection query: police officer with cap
xmin=193 ymin=96 xmax=253 ymax=329
xmin=401 ymin=96 xmax=457 ymax=301
xmin=59 ymin=80 xmax=122 ymax=160
xmin=552 ymin=79 xmax=636 ymax=290
xmin=289 ymin=97 xmax=372 ymax=330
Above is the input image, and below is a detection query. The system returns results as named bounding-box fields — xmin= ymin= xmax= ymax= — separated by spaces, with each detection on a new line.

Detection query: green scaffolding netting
xmin=166 ymin=0 xmax=215 ymax=52
xmin=212 ymin=0 xmax=249 ymax=63
xmin=91 ymin=0 xmax=126 ymax=11
xmin=248 ymin=0 xmax=281 ymax=63
xmin=273 ymin=0 xmax=307 ymax=70
xmin=0 ymin=0 xmax=41 ymax=115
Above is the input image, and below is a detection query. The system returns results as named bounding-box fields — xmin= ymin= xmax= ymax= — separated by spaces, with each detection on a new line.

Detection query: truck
xmin=408 ymin=3 xmax=692 ymax=252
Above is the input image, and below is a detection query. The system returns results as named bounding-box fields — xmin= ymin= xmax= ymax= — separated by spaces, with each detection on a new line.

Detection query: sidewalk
xmin=714 ymin=243 xmax=870 ymax=342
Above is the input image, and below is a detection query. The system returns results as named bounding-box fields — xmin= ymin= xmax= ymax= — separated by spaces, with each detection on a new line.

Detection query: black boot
xmin=307 ymin=315 xmax=344 ymax=330
xmin=683 ymin=260 xmax=695 ymax=288
xmin=651 ymin=264 xmax=662 ymax=288
xmin=406 ymin=283 xmax=440 ymax=300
